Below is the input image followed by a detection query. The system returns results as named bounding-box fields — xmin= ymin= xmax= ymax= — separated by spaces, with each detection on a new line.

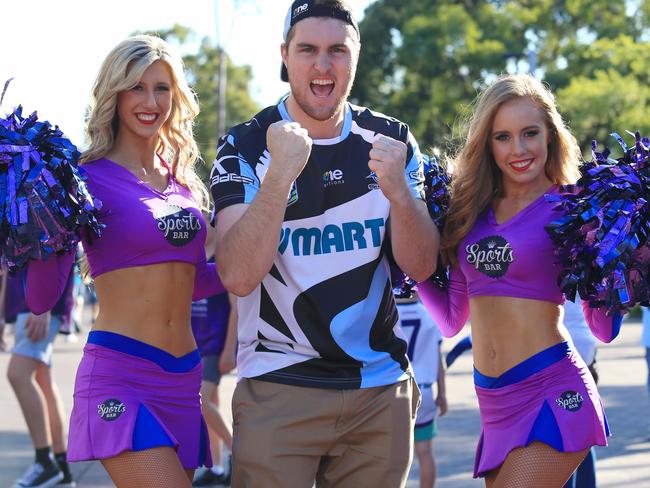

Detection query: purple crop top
xmin=83 ymin=158 xmax=207 ymax=277
xmin=459 ymin=187 xmax=563 ymax=304
xmin=417 ymin=186 xmax=622 ymax=343
xmin=26 ymin=158 xmax=224 ymax=313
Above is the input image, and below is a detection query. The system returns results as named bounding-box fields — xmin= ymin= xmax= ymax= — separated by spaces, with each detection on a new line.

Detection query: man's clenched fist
xmin=266 ymin=121 xmax=313 ymax=184
xmin=368 ymin=135 xmax=409 ymax=202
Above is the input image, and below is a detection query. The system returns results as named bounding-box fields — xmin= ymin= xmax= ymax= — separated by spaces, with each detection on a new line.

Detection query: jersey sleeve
xmin=210 ymin=133 xmax=261 ymax=213
xmin=403 ymin=131 xmax=425 ymax=201
xmin=26 ymin=252 xmax=76 ymax=314
xmin=416 ymin=266 xmax=470 ymax=338
xmin=581 ymin=301 xmax=623 ymax=343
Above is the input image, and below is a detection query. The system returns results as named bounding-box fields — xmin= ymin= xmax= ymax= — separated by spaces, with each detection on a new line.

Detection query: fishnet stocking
xmin=485 ymin=442 xmax=588 ymax=488
xmin=101 ymin=446 xmax=194 ymax=488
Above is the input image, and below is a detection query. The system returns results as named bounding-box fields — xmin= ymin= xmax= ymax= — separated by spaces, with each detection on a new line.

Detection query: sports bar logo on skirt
xmin=465 ymin=235 xmax=514 ymax=278
xmin=97 ymin=399 xmax=126 ymax=421
xmin=556 ymin=391 xmax=584 ymax=412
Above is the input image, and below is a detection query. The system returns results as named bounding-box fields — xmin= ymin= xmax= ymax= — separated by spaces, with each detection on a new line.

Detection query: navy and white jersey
xmin=397 ymin=300 xmax=442 ymax=387
xmin=210 ymin=99 xmax=425 ymax=389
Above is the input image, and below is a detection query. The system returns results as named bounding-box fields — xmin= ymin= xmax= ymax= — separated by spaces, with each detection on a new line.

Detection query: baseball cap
xmin=280 ymin=0 xmax=359 ymax=82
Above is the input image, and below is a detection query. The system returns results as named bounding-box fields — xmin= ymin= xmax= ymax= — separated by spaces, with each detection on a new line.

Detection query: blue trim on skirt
xmin=87 ymin=330 xmax=200 ymax=373
xmin=474 ymin=342 xmax=570 ymax=389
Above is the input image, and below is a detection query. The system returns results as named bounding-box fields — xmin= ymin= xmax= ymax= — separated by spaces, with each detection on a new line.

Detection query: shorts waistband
xmin=87 ymin=330 xmax=200 ymax=373
xmin=474 ymin=341 xmax=569 ymax=389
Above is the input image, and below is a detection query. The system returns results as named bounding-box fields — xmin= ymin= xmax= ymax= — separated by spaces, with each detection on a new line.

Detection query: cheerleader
xmin=418 ymin=74 xmax=620 ymax=487
xmin=25 ymin=36 xmax=223 ymax=487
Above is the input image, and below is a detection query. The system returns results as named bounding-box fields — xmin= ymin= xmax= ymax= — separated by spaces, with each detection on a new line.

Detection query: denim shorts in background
xmin=200 ymin=354 xmax=222 ymax=385
xmin=12 ymin=313 xmax=62 ymax=367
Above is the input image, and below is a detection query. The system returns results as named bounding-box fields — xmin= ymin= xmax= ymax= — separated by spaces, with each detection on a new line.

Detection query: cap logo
xmin=293 ymin=3 xmax=308 ymax=17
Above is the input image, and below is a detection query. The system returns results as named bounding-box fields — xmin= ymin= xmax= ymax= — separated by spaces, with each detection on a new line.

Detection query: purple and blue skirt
xmin=473 ymin=341 xmax=608 ymax=478
xmin=67 ymin=331 xmax=212 ymax=469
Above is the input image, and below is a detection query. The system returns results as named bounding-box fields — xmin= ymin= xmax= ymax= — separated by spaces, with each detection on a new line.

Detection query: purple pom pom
xmin=545 ymin=131 xmax=650 ymax=313
xmin=392 ymin=154 xmax=452 ymax=297
xmin=0 ymin=105 xmax=103 ymax=271
xmin=423 ymin=155 xmax=452 ymax=288
xmin=423 ymin=154 xmax=452 ymax=228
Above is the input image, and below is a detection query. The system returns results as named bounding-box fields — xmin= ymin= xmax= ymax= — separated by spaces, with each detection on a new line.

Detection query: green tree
xmin=352 ymin=0 xmax=650 ymax=157
xmin=141 ymin=25 xmax=260 ymax=181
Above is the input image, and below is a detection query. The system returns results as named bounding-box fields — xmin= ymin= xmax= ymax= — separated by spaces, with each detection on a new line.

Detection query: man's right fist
xmin=266 ymin=121 xmax=313 ymax=182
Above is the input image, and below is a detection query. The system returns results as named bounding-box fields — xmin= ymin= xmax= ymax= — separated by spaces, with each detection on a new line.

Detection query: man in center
xmin=211 ymin=1 xmax=439 ymax=486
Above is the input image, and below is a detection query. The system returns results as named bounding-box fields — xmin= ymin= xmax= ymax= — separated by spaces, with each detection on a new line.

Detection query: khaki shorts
xmin=231 ymin=376 xmax=420 ymax=488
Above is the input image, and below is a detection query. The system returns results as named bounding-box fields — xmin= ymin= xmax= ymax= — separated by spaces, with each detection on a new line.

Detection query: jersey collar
xmin=277 ymin=97 xmax=352 ymax=146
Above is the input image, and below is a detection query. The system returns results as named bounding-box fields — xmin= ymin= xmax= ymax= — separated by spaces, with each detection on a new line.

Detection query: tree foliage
xmin=141 ymin=25 xmax=260 ymax=181
xmin=352 ymin=0 xmax=650 ymax=157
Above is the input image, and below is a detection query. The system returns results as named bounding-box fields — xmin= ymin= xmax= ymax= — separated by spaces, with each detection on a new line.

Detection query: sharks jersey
xmin=210 ymin=100 xmax=425 ymax=389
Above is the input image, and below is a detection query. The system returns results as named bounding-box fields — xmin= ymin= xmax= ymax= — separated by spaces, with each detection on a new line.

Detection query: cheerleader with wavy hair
xmin=418 ymin=73 xmax=620 ymax=487
xmin=25 ymin=35 xmax=223 ymax=487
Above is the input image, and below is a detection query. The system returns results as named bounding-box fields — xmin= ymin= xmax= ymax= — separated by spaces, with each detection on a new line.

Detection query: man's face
xmin=282 ymin=17 xmax=359 ymax=122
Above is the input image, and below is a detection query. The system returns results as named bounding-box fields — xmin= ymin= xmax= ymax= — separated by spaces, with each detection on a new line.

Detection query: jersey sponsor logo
xmin=323 ymin=169 xmax=345 ymax=188
xmin=97 ymin=399 xmax=126 ymax=421
xmin=366 ymin=172 xmax=380 ymax=190
xmin=211 ymin=173 xmax=255 ymax=185
xmin=279 ymin=218 xmax=386 ymax=256
xmin=556 ymin=391 xmax=584 ymax=412
xmin=465 ymin=235 xmax=514 ymax=278
xmin=155 ymin=204 xmax=202 ymax=247
xmin=287 ymin=181 xmax=299 ymax=206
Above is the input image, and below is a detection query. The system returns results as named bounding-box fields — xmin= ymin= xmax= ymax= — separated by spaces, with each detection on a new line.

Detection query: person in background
xmin=0 ymin=267 xmax=7 ymax=352
xmin=641 ymin=307 xmax=650 ymax=439
xmin=562 ymin=298 xmax=598 ymax=488
xmin=445 ymin=333 xmax=472 ymax=369
xmin=192 ymin=226 xmax=237 ymax=487
xmin=396 ymin=287 xmax=447 ymax=488
xmin=7 ymin=264 xmax=76 ymax=488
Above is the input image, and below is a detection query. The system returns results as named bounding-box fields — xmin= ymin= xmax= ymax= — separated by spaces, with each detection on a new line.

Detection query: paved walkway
xmin=1 ymin=320 xmax=648 ymax=487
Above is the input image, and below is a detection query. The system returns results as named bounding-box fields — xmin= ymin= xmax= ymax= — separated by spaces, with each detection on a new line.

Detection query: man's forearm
xmin=216 ymin=173 xmax=293 ymax=296
xmin=390 ymin=198 xmax=439 ymax=281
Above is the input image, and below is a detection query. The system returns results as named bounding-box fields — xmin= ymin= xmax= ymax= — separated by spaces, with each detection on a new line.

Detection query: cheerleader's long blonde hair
xmin=441 ymin=74 xmax=581 ymax=266
xmin=81 ymin=35 xmax=208 ymax=209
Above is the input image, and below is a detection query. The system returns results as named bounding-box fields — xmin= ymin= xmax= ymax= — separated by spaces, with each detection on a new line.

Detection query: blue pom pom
xmin=423 ymin=154 xmax=452 ymax=227
xmin=422 ymin=154 xmax=452 ymax=288
xmin=392 ymin=154 xmax=452 ymax=297
xmin=0 ymin=105 xmax=103 ymax=271
xmin=545 ymin=131 xmax=650 ymax=314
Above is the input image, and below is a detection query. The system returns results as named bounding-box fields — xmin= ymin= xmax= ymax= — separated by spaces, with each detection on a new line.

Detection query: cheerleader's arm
xmin=26 ymin=252 xmax=75 ymax=314
xmin=417 ymin=266 xmax=470 ymax=338
xmin=193 ymin=258 xmax=226 ymax=301
xmin=581 ymin=301 xmax=623 ymax=343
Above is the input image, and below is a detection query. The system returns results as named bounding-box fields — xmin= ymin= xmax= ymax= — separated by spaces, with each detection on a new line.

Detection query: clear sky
xmin=1 ymin=0 xmax=375 ymax=149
